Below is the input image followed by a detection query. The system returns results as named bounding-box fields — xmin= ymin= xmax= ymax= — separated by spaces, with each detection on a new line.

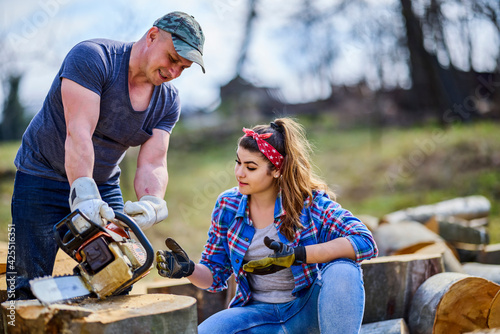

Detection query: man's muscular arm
xmin=61 ymin=78 xmax=100 ymax=184
xmin=123 ymin=129 xmax=170 ymax=229
xmin=62 ymin=78 xmax=114 ymax=226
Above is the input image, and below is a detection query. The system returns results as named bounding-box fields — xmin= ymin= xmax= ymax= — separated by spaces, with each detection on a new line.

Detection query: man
xmin=10 ymin=11 xmax=205 ymax=300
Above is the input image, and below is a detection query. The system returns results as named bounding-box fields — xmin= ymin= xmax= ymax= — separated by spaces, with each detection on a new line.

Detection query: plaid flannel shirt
xmin=200 ymin=187 xmax=378 ymax=308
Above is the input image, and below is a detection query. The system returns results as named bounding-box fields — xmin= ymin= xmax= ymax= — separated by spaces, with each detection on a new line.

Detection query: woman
xmin=156 ymin=118 xmax=378 ymax=333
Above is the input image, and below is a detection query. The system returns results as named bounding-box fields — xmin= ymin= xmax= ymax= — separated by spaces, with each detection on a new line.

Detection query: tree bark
xmin=409 ymin=272 xmax=500 ymax=334
xmin=361 ymin=253 xmax=444 ymax=324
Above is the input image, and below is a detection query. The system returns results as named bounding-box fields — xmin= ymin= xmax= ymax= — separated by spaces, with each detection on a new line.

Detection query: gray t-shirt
xmin=15 ymin=39 xmax=181 ymax=184
xmin=244 ymin=223 xmax=296 ymax=303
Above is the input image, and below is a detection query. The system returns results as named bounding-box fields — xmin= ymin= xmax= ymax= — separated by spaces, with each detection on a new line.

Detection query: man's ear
xmin=146 ymin=27 xmax=161 ymax=46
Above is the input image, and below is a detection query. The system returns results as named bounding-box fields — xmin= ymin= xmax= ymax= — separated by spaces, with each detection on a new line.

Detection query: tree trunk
xmin=408 ymin=272 xmax=500 ymax=334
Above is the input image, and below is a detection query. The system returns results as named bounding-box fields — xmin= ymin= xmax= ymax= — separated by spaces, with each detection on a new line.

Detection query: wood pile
xmin=361 ymin=195 xmax=500 ymax=333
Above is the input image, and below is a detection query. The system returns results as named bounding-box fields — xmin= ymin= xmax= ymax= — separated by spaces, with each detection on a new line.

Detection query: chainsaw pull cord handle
xmin=114 ymin=212 xmax=154 ymax=281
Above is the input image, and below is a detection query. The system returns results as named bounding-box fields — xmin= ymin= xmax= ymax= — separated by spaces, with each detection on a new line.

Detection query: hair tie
xmin=270 ymin=122 xmax=283 ymax=133
xmin=242 ymin=128 xmax=284 ymax=171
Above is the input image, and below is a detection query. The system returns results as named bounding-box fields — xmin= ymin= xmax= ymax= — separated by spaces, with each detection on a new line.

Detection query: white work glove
xmin=69 ymin=177 xmax=115 ymax=231
xmin=124 ymin=195 xmax=168 ymax=230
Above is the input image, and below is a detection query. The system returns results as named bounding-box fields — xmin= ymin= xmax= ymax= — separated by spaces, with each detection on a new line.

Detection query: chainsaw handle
xmin=54 ymin=209 xmax=104 ymax=257
xmin=113 ymin=212 xmax=154 ymax=280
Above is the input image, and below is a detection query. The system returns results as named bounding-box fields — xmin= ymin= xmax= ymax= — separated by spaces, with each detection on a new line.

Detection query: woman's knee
xmin=322 ymin=259 xmax=362 ymax=280
xmin=320 ymin=259 xmax=364 ymax=296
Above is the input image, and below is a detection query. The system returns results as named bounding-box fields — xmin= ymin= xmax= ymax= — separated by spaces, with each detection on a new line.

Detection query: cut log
xmin=464 ymin=329 xmax=500 ymax=334
xmin=488 ymin=290 xmax=500 ymax=329
xmin=1 ymin=294 xmax=197 ymax=334
xmin=360 ymin=318 xmax=409 ymax=334
xmin=147 ymin=276 xmax=236 ymax=324
xmin=424 ymin=216 xmax=490 ymax=245
xmin=455 ymin=243 xmax=500 ymax=264
xmin=372 ymin=221 xmax=443 ymax=256
xmin=393 ymin=241 xmax=464 ymax=273
xmin=381 ymin=195 xmax=491 ymax=224
xmin=361 ymin=253 xmax=444 ymax=324
xmin=462 ymin=263 xmax=500 ymax=285
xmin=408 ymin=272 xmax=500 ymax=334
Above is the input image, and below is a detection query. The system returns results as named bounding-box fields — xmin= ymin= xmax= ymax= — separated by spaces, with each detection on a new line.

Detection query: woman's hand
xmin=242 ymin=237 xmax=306 ymax=275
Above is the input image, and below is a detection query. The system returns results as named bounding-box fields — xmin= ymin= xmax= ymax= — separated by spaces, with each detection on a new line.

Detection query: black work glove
xmin=243 ymin=236 xmax=307 ymax=275
xmin=156 ymin=238 xmax=195 ymax=279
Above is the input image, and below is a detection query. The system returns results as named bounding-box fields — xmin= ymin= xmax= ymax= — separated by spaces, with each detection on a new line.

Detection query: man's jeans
xmin=9 ymin=171 xmax=123 ymax=300
xmin=199 ymin=259 xmax=365 ymax=334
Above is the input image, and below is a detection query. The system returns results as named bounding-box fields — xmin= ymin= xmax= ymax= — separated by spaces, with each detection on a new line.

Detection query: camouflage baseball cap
xmin=154 ymin=12 xmax=205 ymax=73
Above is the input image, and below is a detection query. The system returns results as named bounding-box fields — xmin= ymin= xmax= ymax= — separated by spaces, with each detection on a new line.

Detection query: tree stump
xmin=361 ymin=253 xmax=444 ymax=324
xmin=360 ymin=318 xmax=410 ymax=334
xmin=408 ymin=272 xmax=500 ymax=334
xmin=1 ymin=294 xmax=197 ymax=334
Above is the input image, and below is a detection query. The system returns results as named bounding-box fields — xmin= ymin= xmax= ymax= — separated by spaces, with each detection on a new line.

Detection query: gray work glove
xmin=156 ymin=238 xmax=195 ymax=279
xmin=69 ymin=177 xmax=115 ymax=231
xmin=124 ymin=195 xmax=168 ymax=230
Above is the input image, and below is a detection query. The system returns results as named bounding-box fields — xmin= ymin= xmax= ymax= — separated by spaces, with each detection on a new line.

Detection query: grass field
xmin=0 ymin=117 xmax=499 ymax=270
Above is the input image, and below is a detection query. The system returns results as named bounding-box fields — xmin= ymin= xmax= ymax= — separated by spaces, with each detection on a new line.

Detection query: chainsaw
xmin=29 ymin=209 xmax=154 ymax=304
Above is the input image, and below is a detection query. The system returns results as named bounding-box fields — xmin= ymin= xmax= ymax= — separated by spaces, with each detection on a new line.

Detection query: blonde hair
xmin=238 ymin=118 xmax=335 ymax=241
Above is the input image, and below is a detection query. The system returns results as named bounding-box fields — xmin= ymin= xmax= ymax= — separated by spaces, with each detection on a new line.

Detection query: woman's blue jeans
xmin=9 ymin=171 xmax=123 ymax=300
xmin=199 ymin=259 xmax=365 ymax=334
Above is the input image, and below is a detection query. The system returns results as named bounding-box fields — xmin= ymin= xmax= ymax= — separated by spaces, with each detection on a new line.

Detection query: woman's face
xmin=234 ymin=147 xmax=277 ymax=196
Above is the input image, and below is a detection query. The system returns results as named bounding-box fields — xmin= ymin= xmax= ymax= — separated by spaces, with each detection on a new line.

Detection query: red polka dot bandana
xmin=242 ymin=128 xmax=284 ymax=171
